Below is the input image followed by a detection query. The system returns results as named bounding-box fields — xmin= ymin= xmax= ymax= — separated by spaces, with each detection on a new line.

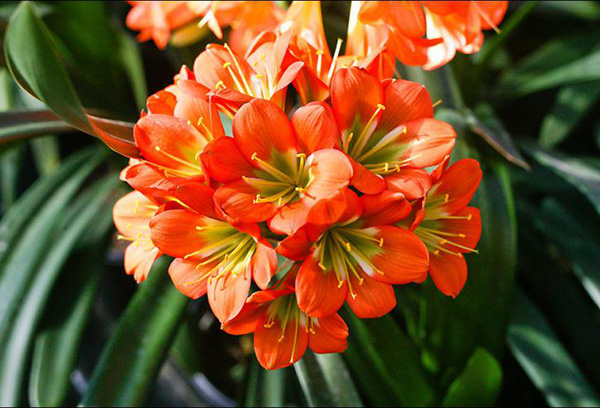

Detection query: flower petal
xmin=214 ymin=180 xmax=278 ymax=224
xmin=149 ymin=209 xmax=209 ymax=258
xmin=401 ymin=118 xmax=456 ymax=168
xmin=233 ymin=98 xmax=298 ymax=166
xmin=360 ymin=190 xmax=411 ymax=228
xmin=347 ymin=274 xmax=396 ymax=318
xmin=308 ymin=313 xmax=348 ymax=354
xmin=292 ymin=102 xmax=339 ymax=154
xmin=427 ymin=159 xmax=482 ymax=216
xmin=208 ymin=263 xmax=252 ymax=323
xmin=330 ymin=67 xmax=384 ymax=135
xmin=134 ymin=114 xmax=208 ymax=174
xmin=175 ymin=182 xmax=218 ymax=219
xmin=200 ymin=136 xmax=256 ymax=184
xmin=221 ymin=302 xmax=264 ymax=335
xmin=371 ymin=226 xmax=429 ymax=284
xmin=252 ymin=239 xmax=278 ymax=290
xmin=350 ymin=159 xmax=386 ymax=195
xmin=385 ymin=168 xmax=432 ymax=200
xmin=255 ymin=313 xmax=309 ymax=370
xmin=168 ymin=258 xmax=210 ymax=299
xmin=276 ymin=227 xmax=315 ymax=261
xmin=378 ymin=79 xmax=433 ymax=133
xmin=124 ymin=245 xmax=161 ymax=283
xmin=429 ymin=250 xmax=468 ymax=298
xmin=296 ymin=255 xmax=348 ymax=318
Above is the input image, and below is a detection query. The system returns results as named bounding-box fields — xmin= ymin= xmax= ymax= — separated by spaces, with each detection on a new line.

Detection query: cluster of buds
xmin=115 ymin=1 xmax=500 ymax=370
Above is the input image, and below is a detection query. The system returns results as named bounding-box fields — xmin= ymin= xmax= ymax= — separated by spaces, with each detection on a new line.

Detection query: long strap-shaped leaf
xmin=343 ymin=312 xmax=436 ymax=406
xmin=4 ymin=2 xmax=139 ymax=157
xmin=508 ymin=289 xmax=600 ymax=407
xmin=28 ymin=187 xmax=118 ymax=407
xmin=0 ymin=176 xmax=120 ymax=405
xmin=294 ymin=351 xmax=363 ymax=407
xmin=80 ymin=257 xmax=189 ymax=407
xmin=0 ymin=150 xmax=106 ymax=342
xmin=0 ymin=109 xmax=72 ymax=144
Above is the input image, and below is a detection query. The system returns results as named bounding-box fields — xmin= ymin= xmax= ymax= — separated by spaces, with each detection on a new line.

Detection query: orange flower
xmin=113 ymin=191 xmax=162 ymax=283
xmin=422 ymin=1 xmax=508 ymax=70
xmin=201 ymin=98 xmax=353 ymax=236
xmin=127 ymin=1 xmax=284 ymax=52
xmin=278 ymin=190 xmax=429 ymax=318
xmin=329 ymin=67 xmax=456 ymax=195
xmin=126 ymin=1 xmax=202 ymax=49
xmin=394 ymin=158 xmax=482 ymax=297
xmin=351 ymin=1 xmax=508 ymax=70
xmin=199 ymin=1 xmax=285 ymax=55
xmin=281 ymin=1 xmax=395 ymax=103
xmin=193 ymin=32 xmax=303 ymax=115
xmin=149 ymin=182 xmax=277 ymax=323
xmin=222 ymin=271 xmax=348 ymax=370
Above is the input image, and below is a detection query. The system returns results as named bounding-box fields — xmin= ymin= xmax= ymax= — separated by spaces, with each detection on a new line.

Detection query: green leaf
xmin=0 ymin=110 xmax=72 ymax=145
xmin=539 ymin=81 xmax=600 ymax=148
xmin=525 ymin=143 xmax=600 ymax=217
xmin=28 ymin=187 xmax=117 ymax=407
xmin=465 ymin=105 xmax=530 ymax=169
xmin=30 ymin=136 xmax=61 ymax=175
xmin=0 ymin=175 xmax=119 ymax=405
xmin=508 ymin=289 xmax=600 ymax=407
xmin=539 ymin=1 xmax=600 ymax=21
xmin=533 ymin=199 xmax=600 ymax=312
xmin=343 ymin=313 xmax=436 ymax=406
xmin=0 ymin=147 xmax=98 ymax=271
xmin=80 ymin=257 xmax=189 ymax=407
xmin=0 ymin=150 xmax=105 ymax=332
xmin=117 ymin=31 xmax=148 ymax=112
xmin=244 ymin=359 xmax=288 ymax=407
xmin=421 ymin=156 xmax=517 ymax=372
xmin=441 ymin=348 xmax=503 ymax=407
xmin=4 ymin=1 xmax=92 ymax=133
xmin=4 ymin=2 xmax=139 ymax=157
xmin=294 ymin=351 xmax=363 ymax=407
xmin=495 ymin=34 xmax=600 ymax=101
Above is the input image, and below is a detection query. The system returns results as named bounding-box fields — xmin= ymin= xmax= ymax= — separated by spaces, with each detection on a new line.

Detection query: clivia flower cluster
xmin=114 ymin=1 xmax=501 ymax=370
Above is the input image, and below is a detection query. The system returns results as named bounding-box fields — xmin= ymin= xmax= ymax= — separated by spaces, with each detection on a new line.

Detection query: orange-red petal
xmin=296 ymin=255 xmax=348 ymax=318
xmin=308 ymin=313 xmax=348 ymax=354
xmin=168 ymin=258 xmax=210 ymax=299
xmin=429 ymin=250 xmax=468 ymax=298
xmin=208 ymin=263 xmax=252 ymax=324
xmin=346 ymin=274 xmax=396 ymax=318
xmin=292 ymin=102 xmax=339 ymax=155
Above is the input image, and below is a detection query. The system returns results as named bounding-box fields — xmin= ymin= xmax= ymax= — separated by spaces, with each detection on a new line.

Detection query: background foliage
xmin=1 ymin=1 xmax=600 ymax=406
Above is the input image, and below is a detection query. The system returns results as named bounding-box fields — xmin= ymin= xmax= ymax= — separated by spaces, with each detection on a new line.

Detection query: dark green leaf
xmin=343 ymin=313 xmax=435 ymax=406
xmin=441 ymin=348 xmax=503 ymax=407
xmin=0 ymin=110 xmax=72 ymax=145
xmin=80 ymin=257 xmax=189 ymax=407
xmin=496 ymin=34 xmax=600 ymax=101
xmin=28 ymin=187 xmax=117 ymax=407
xmin=0 ymin=147 xmax=98 ymax=271
xmin=4 ymin=2 xmax=92 ymax=133
xmin=294 ymin=351 xmax=363 ymax=407
xmin=525 ymin=143 xmax=600 ymax=217
xmin=538 ymin=1 xmax=600 ymax=21
xmin=117 ymin=31 xmax=147 ymax=112
xmin=465 ymin=105 xmax=530 ymax=169
xmin=539 ymin=82 xmax=600 ymax=148
xmin=508 ymin=289 xmax=600 ymax=406
xmin=0 ymin=175 xmax=119 ymax=405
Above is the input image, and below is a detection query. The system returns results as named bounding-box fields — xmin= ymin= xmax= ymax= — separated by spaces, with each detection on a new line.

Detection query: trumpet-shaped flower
xmin=278 ymin=190 xmax=429 ymax=318
xmin=113 ymin=191 xmax=162 ymax=283
xmin=223 ymin=271 xmax=348 ymax=370
xmin=149 ymin=182 xmax=277 ymax=323
xmin=127 ymin=1 xmax=284 ymax=53
xmin=395 ymin=158 xmax=482 ymax=297
xmin=280 ymin=1 xmax=394 ymax=103
xmin=350 ymin=1 xmax=508 ymax=70
xmin=201 ymin=98 xmax=353 ymax=236
xmin=330 ymin=67 xmax=456 ymax=194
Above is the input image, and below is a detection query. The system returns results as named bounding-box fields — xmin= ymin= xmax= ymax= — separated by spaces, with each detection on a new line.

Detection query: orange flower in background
xmin=113 ymin=191 xmax=162 ymax=283
xmin=351 ymin=1 xmax=508 ymax=70
xmin=149 ymin=182 xmax=277 ymax=323
xmin=201 ymin=98 xmax=353 ymax=235
xmin=127 ymin=1 xmax=284 ymax=53
xmin=329 ymin=67 xmax=455 ymax=194
xmin=223 ymin=271 xmax=348 ymax=370
xmin=281 ymin=1 xmax=395 ymax=104
xmin=422 ymin=1 xmax=508 ymax=70
xmin=394 ymin=158 xmax=482 ymax=297
xmin=278 ymin=190 xmax=429 ymax=318
xmin=193 ymin=32 xmax=303 ymax=114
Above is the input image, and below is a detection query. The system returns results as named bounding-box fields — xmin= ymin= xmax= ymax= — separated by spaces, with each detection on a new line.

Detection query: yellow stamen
xmin=327 ymin=38 xmax=344 ymax=82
